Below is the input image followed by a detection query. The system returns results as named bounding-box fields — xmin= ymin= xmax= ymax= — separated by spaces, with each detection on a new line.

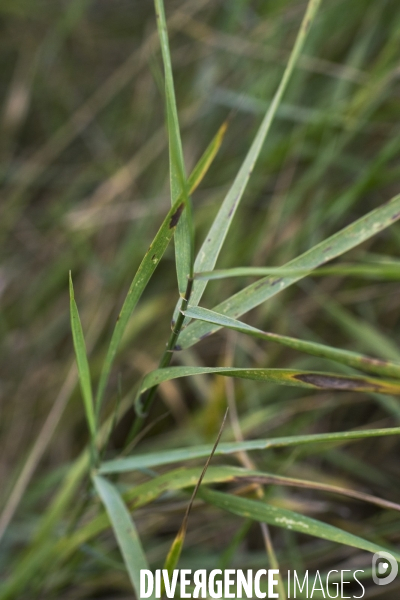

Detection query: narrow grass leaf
xmin=69 ymin=273 xmax=96 ymax=440
xmin=93 ymin=474 xmax=154 ymax=599
xmin=193 ymin=262 xmax=400 ymax=280
xmin=179 ymin=193 xmax=400 ymax=348
xmin=155 ymin=0 xmax=192 ymax=294
xmin=183 ymin=306 xmax=400 ymax=379
xmin=187 ymin=120 xmax=228 ymax=195
xmin=95 ymin=123 xmax=226 ymax=414
xmin=99 ymin=426 xmax=400 ymax=473
xmin=176 ymin=0 xmax=322 ymax=325
xmin=127 ymin=466 xmax=400 ymax=513
xmin=95 ymin=196 xmax=185 ymax=414
xmin=199 ymin=488 xmax=400 ymax=562
xmin=134 ymin=367 xmax=400 ymax=420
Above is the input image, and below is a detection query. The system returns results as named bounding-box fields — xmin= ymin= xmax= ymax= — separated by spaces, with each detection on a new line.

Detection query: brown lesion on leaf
xmin=169 ymin=203 xmax=185 ymax=229
xmin=360 ymin=356 xmax=390 ymax=367
xmin=293 ymin=372 xmax=383 ymax=392
xmin=271 ymin=278 xmax=283 ymax=287
xmin=228 ymin=194 xmax=240 ymax=217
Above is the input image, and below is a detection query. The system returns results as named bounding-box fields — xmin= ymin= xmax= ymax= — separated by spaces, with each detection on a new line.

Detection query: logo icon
xmin=372 ymin=551 xmax=398 ymax=586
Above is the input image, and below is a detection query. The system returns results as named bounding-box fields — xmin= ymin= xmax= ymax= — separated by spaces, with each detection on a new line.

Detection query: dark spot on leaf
xmin=271 ymin=278 xmax=283 ymax=287
xmin=151 ymin=254 xmax=156 ymax=260
xmin=324 ymin=246 xmax=333 ymax=253
xmin=391 ymin=211 xmax=400 ymax=221
xmin=169 ymin=203 xmax=184 ymax=229
xmin=174 ymin=345 xmax=182 ymax=351
xmin=294 ymin=373 xmax=382 ymax=391
xmin=360 ymin=357 xmax=388 ymax=367
xmin=228 ymin=194 xmax=240 ymax=217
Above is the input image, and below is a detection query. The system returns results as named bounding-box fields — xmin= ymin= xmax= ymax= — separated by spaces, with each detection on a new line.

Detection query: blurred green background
xmin=1 ymin=0 xmax=400 ymax=597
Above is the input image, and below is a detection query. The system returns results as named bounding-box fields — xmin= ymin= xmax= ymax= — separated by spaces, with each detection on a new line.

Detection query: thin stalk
xmin=128 ymin=277 xmax=193 ymax=442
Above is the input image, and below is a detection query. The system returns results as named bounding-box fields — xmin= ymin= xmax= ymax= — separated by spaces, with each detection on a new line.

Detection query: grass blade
xmin=93 ymin=474 xmax=154 ymax=599
xmin=55 ymin=463 xmax=400 ymax=568
xmin=99 ymin=426 xmax=400 ymax=473
xmin=155 ymin=0 xmax=192 ymax=295
xmin=133 ymin=367 xmax=400 ymax=419
xmin=130 ymin=466 xmax=400 ymax=514
xmin=126 ymin=465 xmax=400 ymax=513
xmin=179 ymin=193 xmax=400 ymax=348
xmin=183 ymin=306 xmax=400 ymax=379
xmin=69 ymin=273 xmax=96 ymax=442
xmin=193 ymin=262 xmax=400 ymax=280
xmin=125 ymin=121 xmax=229 ymax=438
xmin=95 ymin=123 xmax=227 ymax=415
xmin=94 ymin=196 xmax=185 ymax=414
xmin=199 ymin=487 xmax=400 ymax=562
xmin=187 ymin=120 xmax=228 ymax=195
xmin=177 ymin=0 xmax=321 ymax=324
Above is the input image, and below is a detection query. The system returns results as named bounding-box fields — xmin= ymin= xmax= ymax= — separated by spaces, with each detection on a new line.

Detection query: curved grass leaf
xmin=199 ymin=487 xmax=400 ymax=562
xmin=99 ymin=426 xmax=400 ymax=473
xmin=155 ymin=0 xmax=192 ymax=295
xmin=94 ymin=124 xmax=226 ymax=415
xmin=69 ymin=273 xmax=96 ymax=441
xmin=173 ymin=0 xmax=322 ymax=325
xmin=54 ymin=463 xmax=400 ymax=569
xmin=127 ymin=466 xmax=400 ymax=513
xmin=162 ymin=410 xmax=227 ymax=579
xmin=133 ymin=367 xmax=400 ymax=419
xmin=188 ymin=120 xmax=228 ymax=195
xmin=93 ymin=475 xmax=154 ymax=599
xmin=193 ymin=262 xmax=400 ymax=280
xmin=179 ymin=193 xmax=400 ymax=348
xmin=94 ymin=195 xmax=185 ymax=414
xmin=183 ymin=306 xmax=400 ymax=379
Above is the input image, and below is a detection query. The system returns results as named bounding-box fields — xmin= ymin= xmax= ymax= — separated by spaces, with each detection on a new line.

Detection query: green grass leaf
xmin=162 ymin=409 xmax=227 ymax=579
xmin=127 ymin=466 xmax=400 ymax=514
xmin=69 ymin=273 xmax=96 ymax=441
xmin=133 ymin=367 xmax=400 ymax=421
xmin=94 ymin=195 xmax=185 ymax=415
xmin=62 ymin=463 xmax=396 ymax=576
xmin=99 ymin=426 xmax=400 ymax=473
xmin=175 ymin=0 xmax=322 ymax=325
xmin=193 ymin=262 xmax=400 ymax=280
xmin=179 ymin=193 xmax=400 ymax=348
xmin=93 ymin=474 xmax=154 ymax=599
xmin=155 ymin=0 xmax=192 ymax=295
xmin=56 ymin=464 xmax=400 ymax=569
xmin=199 ymin=487 xmax=400 ymax=562
xmin=187 ymin=120 xmax=228 ymax=196
xmin=95 ymin=123 xmax=227 ymax=416
xmin=183 ymin=306 xmax=400 ymax=379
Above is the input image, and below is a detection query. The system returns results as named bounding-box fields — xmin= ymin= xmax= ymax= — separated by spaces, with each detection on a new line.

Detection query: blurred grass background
xmin=1 ymin=0 xmax=400 ymax=597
